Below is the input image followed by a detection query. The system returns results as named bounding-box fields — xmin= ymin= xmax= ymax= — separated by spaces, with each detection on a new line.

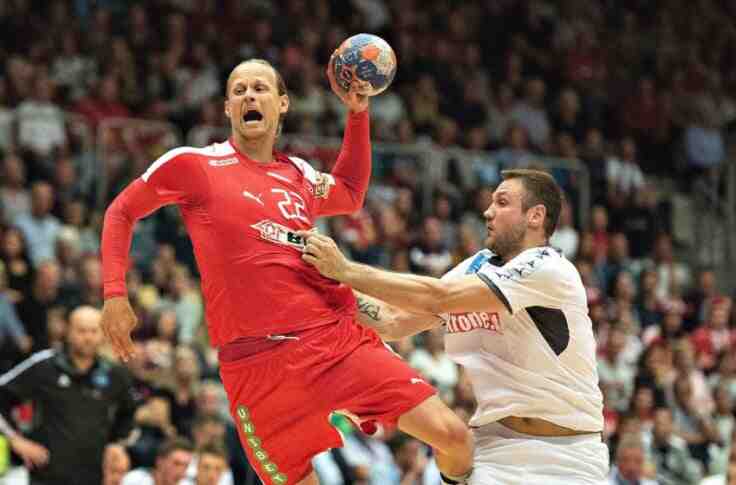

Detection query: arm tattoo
xmin=356 ymin=297 xmax=382 ymax=321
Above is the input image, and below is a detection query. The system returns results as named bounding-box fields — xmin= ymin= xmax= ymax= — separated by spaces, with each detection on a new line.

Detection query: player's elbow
xmin=346 ymin=189 xmax=367 ymax=213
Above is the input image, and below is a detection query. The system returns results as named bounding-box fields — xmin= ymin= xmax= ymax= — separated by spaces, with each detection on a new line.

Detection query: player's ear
xmin=279 ymin=94 xmax=290 ymax=115
xmin=224 ymin=99 xmax=231 ymax=118
xmin=529 ymin=204 xmax=546 ymax=230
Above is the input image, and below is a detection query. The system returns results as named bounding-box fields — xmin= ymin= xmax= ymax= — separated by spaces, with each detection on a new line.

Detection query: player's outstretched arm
xmin=353 ymin=291 xmax=443 ymax=341
xmin=301 ymin=232 xmax=508 ymax=316
xmin=101 ymin=179 xmax=168 ymax=361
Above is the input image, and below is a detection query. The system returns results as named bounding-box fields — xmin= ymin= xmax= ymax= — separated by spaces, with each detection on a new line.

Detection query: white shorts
xmin=470 ymin=422 xmax=610 ymax=485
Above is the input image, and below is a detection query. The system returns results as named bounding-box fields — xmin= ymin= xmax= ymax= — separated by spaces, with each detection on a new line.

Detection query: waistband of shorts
xmin=218 ymin=320 xmax=343 ymax=363
xmin=472 ymin=421 xmax=602 ymax=445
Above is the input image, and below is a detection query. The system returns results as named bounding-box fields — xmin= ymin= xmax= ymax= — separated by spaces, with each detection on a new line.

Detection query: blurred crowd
xmin=1 ymin=0 xmax=736 ymax=484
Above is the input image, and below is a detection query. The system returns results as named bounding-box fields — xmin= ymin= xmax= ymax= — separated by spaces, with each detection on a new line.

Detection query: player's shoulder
xmin=504 ymin=246 xmax=574 ymax=279
xmin=281 ymin=154 xmax=336 ymax=197
xmin=142 ymin=141 xmax=236 ymax=181
xmin=284 ymin=155 xmax=320 ymax=183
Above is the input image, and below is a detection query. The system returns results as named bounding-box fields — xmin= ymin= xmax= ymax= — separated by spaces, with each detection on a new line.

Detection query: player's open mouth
xmin=243 ymin=110 xmax=263 ymax=124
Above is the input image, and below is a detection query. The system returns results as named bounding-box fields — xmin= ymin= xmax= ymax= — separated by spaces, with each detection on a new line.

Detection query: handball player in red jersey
xmin=100 ymin=56 xmax=474 ymax=485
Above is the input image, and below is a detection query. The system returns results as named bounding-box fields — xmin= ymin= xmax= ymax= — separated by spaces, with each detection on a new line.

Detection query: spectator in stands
xmin=511 ymin=77 xmax=551 ymax=149
xmin=14 ymin=260 xmax=62 ymax=352
xmin=650 ymin=234 xmax=692 ymax=301
xmin=606 ymin=137 xmax=646 ymax=205
xmin=74 ymin=74 xmax=131 ymax=128
xmin=408 ymin=216 xmax=453 ymax=277
xmin=0 ymin=154 xmax=31 ymax=224
xmin=0 ymin=261 xmax=31 ymax=370
xmin=122 ymin=437 xmax=194 ymax=485
xmin=0 ymin=226 xmax=33 ymax=303
xmin=550 ymin=198 xmax=580 ymax=260
xmin=670 ymin=373 xmax=719 ymax=466
xmin=180 ymin=414 xmax=233 ymax=485
xmin=12 ymin=182 xmax=62 ymax=267
xmin=489 ymin=123 xmax=535 ymax=168
xmin=599 ymin=326 xmax=637 ymax=412
xmin=684 ymin=97 xmax=725 ymax=175
xmin=487 ymin=83 xmax=516 ymax=145
xmin=188 ymin=442 xmax=231 ymax=485
xmin=15 ymin=76 xmax=68 ymax=171
xmin=648 ymin=407 xmax=703 ymax=485
xmin=103 ymin=444 xmax=132 ymax=485
xmin=691 ymin=298 xmax=735 ymax=372
xmin=552 ymin=87 xmax=587 ymax=143
xmin=608 ymin=434 xmax=659 ymax=485
xmin=165 ymin=345 xmax=200 ymax=436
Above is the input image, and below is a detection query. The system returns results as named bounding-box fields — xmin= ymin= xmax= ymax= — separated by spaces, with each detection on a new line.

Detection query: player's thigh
xmin=319 ymin=322 xmax=437 ymax=429
xmin=221 ymin=353 xmax=342 ymax=485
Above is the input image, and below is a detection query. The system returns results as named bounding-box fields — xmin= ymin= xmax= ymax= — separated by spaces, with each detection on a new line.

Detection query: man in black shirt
xmin=0 ymin=305 xmax=137 ymax=485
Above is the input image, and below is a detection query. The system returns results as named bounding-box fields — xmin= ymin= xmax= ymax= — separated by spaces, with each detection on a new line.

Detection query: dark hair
xmin=501 ymin=168 xmax=562 ymax=237
xmin=197 ymin=441 xmax=229 ymax=462
xmin=226 ymin=59 xmax=288 ymax=136
xmin=156 ymin=437 xmax=194 ymax=460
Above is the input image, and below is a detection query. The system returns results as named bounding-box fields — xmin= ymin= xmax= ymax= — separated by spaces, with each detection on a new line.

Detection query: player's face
xmin=225 ymin=63 xmax=289 ymax=142
xmin=483 ymin=179 xmax=528 ymax=259
xmin=196 ymin=453 xmax=228 ymax=485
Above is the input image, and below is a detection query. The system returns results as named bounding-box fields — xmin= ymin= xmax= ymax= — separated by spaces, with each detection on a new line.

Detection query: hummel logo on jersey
xmin=243 ymin=190 xmax=264 ymax=206
xmin=251 ymin=220 xmax=305 ymax=250
xmin=209 ymin=157 xmax=239 ymax=167
xmin=410 ymin=378 xmax=425 ymax=384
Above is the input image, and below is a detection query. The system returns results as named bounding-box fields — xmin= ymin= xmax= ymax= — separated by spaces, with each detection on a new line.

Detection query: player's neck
xmin=503 ymin=236 xmax=548 ymax=262
xmin=232 ymin=134 xmax=276 ymax=164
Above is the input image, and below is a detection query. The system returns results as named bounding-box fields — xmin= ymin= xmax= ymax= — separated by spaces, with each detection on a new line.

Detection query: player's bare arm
xmin=301 ymin=232 xmax=508 ymax=316
xmin=353 ymin=291 xmax=443 ymax=341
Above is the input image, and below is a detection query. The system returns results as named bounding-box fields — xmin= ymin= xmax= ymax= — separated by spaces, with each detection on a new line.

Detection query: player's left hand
xmin=327 ymin=50 xmax=369 ymax=114
xmin=298 ymin=231 xmax=349 ymax=281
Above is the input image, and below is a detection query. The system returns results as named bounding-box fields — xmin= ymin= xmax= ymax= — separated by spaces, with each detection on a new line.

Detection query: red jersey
xmin=102 ymin=111 xmax=371 ymax=346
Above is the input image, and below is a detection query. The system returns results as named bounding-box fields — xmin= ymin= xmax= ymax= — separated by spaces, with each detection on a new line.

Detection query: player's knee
xmin=435 ymin=415 xmax=474 ymax=457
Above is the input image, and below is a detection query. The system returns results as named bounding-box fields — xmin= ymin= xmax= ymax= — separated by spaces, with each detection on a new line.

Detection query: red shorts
xmin=219 ymin=317 xmax=436 ymax=484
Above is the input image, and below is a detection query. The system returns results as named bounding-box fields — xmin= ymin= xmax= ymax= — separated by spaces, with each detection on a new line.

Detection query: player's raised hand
xmin=327 ymin=51 xmax=369 ymax=114
xmin=298 ymin=231 xmax=350 ymax=281
xmin=100 ymin=296 xmax=138 ymax=362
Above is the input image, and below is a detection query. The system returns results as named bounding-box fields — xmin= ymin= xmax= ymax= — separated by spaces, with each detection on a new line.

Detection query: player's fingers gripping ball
xmin=333 ymin=33 xmax=397 ymax=96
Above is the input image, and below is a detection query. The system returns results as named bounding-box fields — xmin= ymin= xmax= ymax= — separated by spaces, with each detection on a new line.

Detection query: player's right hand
xmin=101 ymin=296 xmax=138 ymax=362
xmin=9 ymin=435 xmax=49 ymax=469
xmin=327 ymin=50 xmax=369 ymax=114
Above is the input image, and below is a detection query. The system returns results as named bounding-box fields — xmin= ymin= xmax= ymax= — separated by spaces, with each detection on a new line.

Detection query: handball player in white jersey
xmin=300 ymin=169 xmax=609 ymax=484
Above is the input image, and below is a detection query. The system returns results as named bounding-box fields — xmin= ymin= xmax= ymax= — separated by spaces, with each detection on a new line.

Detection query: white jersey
xmin=441 ymin=246 xmax=603 ymax=432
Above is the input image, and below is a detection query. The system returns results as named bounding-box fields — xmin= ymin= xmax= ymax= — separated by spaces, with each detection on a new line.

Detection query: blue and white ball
xmin=333 ymin=33 xmax=397 ymax=96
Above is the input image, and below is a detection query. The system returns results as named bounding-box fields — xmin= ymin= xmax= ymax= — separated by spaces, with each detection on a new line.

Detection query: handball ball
xmin=333 ymin=33 xmax=397 ymax=96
